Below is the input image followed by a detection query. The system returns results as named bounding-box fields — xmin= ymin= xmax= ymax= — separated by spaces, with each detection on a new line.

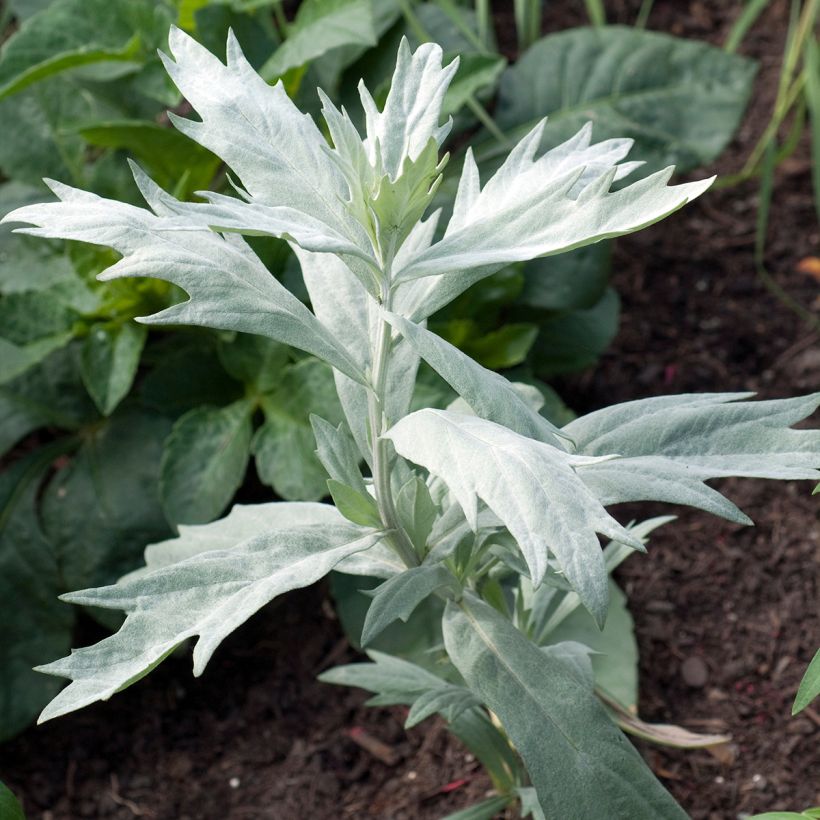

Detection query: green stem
xmin=367 ymin=281 xmax=420 ymax=568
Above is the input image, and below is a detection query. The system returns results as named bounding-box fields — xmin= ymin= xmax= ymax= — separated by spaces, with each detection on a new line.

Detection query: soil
xmin=1 ymin=1 xmax=818 ymax=819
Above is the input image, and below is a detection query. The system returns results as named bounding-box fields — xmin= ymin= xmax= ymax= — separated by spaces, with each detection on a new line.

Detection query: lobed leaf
xmin=394 ymin=123 xmax=711 ymax=318
xmin=385 ymin=409 xmax=643 ymax=625
xmin=36 ymin=520 xmax=382 ymax=722
xmin=1 ymin=173 xmax=366 ymax=384
xmin=566 ymin=393 xmax=820 ymax=523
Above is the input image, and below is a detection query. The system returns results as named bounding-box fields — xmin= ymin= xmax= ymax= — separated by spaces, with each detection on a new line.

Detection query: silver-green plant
xmin=5 ymin=29 xmax=819 ymax=818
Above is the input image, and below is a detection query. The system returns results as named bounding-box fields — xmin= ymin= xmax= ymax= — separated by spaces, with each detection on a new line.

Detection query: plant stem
xmin=367 ymin=281 xmax=420 ymax=568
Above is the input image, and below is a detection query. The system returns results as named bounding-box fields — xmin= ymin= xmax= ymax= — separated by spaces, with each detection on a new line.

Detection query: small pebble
xmin=229 ymin=777 xmax=240 ymax=789
xmin=681 ymin=656 xmax=709 ymax=688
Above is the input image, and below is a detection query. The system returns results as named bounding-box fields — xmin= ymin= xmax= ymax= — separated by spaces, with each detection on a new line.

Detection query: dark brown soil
xmin=2 ymin=2 xmax=819 ymax=819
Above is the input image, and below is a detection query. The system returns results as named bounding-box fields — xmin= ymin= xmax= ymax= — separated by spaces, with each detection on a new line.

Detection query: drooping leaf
xmin=793 ymin=649 xmax=820 ymax=715
xmin=361 ymin=564 xmax=456 ymax=645
xmin=160 ymin=399 xmax=254 ymax=526
xmin=36 ymin=521 xmax=381 ymax=722
xmin=385 ymin=409 xmax=643 ymax=624
xmin=260 ymin=0 xmax=377 ymax=80
xmin=404 ymin=683 xmax=481 ymax=728
xmin=2 ymin=172 xmax=366 ymax=384
xmin=80 ymin=322 xmax=147 ymax=415
xmin=598 ymin=689 xmax=731 ymax=750
xmin=383 ymin=310 xmax=568 ymax=446
xmin=566 ymin=393 xmax=820 ymax=524
xmin=494 ymin=26 xmax=757 ymax=177
xmin=442 ymin=594 xmax=687 ymax=818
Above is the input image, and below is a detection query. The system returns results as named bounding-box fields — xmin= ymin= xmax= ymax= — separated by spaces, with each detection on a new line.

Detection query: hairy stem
xmin=368 ymin=282 xmax=420 ymax=568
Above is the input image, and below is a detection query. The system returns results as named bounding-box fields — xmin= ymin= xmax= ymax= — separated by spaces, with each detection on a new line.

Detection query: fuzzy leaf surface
xmin=2 ymin=176 xmax=365 ymax=383
xmin=36 ymin=521 xmax=381 ymax=721
xmin=443 ymin=595 xmax=686 ymax=818
xmin=566 ymin=393 xmax=820 ymax=523
xmin=384 ymin=311 xmax=567 ymax=447
xmin=385 ymin=409 xmax=643 ymax=624
xmin=394 ymin=122 xmax=712 ymax=312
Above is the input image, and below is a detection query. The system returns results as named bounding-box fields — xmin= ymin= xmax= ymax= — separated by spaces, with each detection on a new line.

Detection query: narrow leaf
xmin=793 ymin=649 xmax=820 ymax=715
xmin=443 ymin=594 xmax=687 ymax=818
xmin=567 ymin=393 xmax=820 ymax=524
xmin=384 ymin=310 xmax=568 ymax=446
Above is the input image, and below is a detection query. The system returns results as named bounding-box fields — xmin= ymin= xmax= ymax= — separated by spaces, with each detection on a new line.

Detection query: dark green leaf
xmin=160 ymin=399 xmax=254 ymax=526
xmin=0 ymin=445 xmax=74 ymax=741
xmin=80 ymin=322 xmax=147 ymax=415
xmin=0 ymin=781 xmax=27 ymax=820
xmin=442 ymin=53 xmax=506 ymax=117
xmin=252 ymin=358 xmax=344 ymax=501
xmin=217 ymin=332 xmax=289 ymax=393
xmin=518 ymin=243 xmax=611 ymax=312
xmin=793 ymin=648 xmax=820 ymax=715
xmin=260 ymin=0 xmax=377 ymax=80
xmin=41 ymin=405 xmax=173 ymax=591
xmin=493 ymin=26 xmax=757 ymax=176
xmin=77 ymin=121 xmax=221 ymax=197
xmin=531 ymin=287 xmax=620 ymax=377
xmin=139 ymin=337 xmax=243 ymax=415
xmin=0 ymin=0 xmax=156 ymax=99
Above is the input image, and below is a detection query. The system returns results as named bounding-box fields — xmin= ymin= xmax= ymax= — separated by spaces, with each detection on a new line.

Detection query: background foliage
xmin=0 ymin=0 xmax=758 ymax=742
